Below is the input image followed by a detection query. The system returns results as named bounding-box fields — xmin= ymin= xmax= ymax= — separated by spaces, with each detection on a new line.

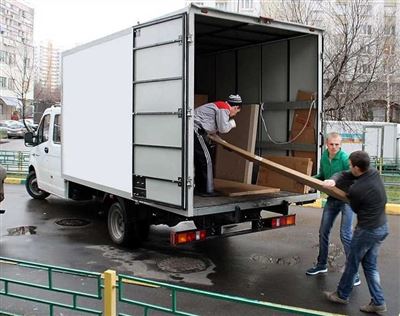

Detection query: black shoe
xmin=306 ymin=265 xmax=328 ymax=275
xmin=195 ymin=190 xmax=220 ymax=197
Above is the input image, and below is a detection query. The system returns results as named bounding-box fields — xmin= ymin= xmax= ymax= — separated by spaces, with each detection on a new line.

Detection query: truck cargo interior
xmin=192 ymin=12 xmax=320 ymax=210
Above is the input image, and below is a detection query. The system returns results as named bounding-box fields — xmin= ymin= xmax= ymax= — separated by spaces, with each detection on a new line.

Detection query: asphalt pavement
xmin=0 ymin=184 xmax=399 ymax=316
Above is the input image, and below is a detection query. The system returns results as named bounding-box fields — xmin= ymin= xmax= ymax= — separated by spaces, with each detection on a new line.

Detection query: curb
xmin=304 ymin=199 xmax=400 ymax=215
xmin=5 ymin=177 xmax=26 ymax=185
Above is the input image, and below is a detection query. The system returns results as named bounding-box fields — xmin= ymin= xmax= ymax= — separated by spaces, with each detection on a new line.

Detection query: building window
xmin=241 ymin=0 xmax=253 ymax=9
xmin=361 ymin=24 xmax=372 ymax=35
xmin=384 ymin=25 xmax=396 ymax=36
xmin=361 ymin=44 xmax=372 ymax=54
xmin=0 ymin=50 xmax=7 ymax=63
xmin=216 ymin=2 xmax=228 ymax=11
xmin=362 ymin=64 xmax=371 ymax=74
xmin=7 ymin=78 xmax=14 ymax=90
xmin=0 ymin=77 xmax=6 ymax=88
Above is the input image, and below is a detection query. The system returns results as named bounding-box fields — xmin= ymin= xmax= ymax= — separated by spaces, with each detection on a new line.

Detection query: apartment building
xmin=0 ymin=0 xmax=34 ymax=120
xmin=186 ymin=0 xmax=260 ymax=16
xmin=34 ymin=40 xmax=61 ymax=101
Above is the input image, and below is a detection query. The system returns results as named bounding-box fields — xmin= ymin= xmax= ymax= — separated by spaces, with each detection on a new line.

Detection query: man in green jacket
xmin=306 ymin=132 xmax=359 ymax=286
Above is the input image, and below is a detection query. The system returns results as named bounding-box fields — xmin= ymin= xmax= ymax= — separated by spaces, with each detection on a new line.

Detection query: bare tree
xmin=261 ymin=0 xmax=395 ymax=122
xmin=322 ymin=0 xmax=389 ymax=120
xmin=261 ymin=0 xmax=320 ymax=25
xmin=5 ymin=43 xmax=34 ymax=129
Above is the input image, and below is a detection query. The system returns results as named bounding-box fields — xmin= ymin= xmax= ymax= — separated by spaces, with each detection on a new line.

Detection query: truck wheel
xmin=26 ymin=171 xmax=50 ymax=200
xmin=107 ymin=200 xmax=141 ymax=247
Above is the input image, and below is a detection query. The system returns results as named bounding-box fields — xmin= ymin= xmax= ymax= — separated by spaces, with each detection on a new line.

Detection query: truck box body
xmin=61 ymin=5 xmax=322 ymax=218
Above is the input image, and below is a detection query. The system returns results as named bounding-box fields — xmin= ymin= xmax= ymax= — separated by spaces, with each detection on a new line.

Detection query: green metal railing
xmin=118 ymin=274 xmax=342 ymax=316
xmin=0 ymin=257 xmax=103 ymax=315
xmin=0 ymin=257 xmax=344 ymax=316
xmin=0 ymin=151 xmax=30 ymax=176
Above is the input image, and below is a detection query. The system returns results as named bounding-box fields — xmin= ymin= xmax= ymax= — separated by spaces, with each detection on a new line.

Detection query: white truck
xmin=24 ymin=5 xmax=323 ymax=246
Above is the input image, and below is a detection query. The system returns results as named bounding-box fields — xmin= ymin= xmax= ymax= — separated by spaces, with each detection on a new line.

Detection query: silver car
xmin=0 ymin=120 xmax=27 ymax=138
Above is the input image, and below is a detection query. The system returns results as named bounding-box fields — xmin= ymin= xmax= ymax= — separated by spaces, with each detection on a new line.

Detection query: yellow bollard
xmin=103 ymin=269 xmax=117 ymax=316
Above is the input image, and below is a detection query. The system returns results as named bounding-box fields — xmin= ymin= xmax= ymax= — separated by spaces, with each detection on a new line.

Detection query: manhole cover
xmin=55 ymin=218 xmax=90 ymax=227
xmin=157 ymin=257 xmax=208 ymax=273
xmin=7 ymin=226 xmax=37 ymax=236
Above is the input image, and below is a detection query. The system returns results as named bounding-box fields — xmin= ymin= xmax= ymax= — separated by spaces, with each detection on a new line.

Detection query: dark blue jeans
xmin=337 ymin=223 xmax=388 ymax=305
xmin=317 ymin=198 xmax=354 ymax=267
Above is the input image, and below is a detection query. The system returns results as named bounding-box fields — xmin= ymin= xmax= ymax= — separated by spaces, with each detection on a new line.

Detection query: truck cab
xmin=25 ymin=106 xmax=64 ymax=199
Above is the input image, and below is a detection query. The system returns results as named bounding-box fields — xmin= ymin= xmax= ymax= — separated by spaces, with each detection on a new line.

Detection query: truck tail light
xmin=269 ymin=214 xmax=296 ymax=228
xmin=171 ymin=229 xmax=207 ymax=246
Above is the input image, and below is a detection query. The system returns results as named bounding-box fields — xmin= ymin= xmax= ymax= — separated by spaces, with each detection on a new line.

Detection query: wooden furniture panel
xmin=214 ymin=178 xmax=279 ymax=197
xmin=215 ymin=104 xmax=259 ymax=184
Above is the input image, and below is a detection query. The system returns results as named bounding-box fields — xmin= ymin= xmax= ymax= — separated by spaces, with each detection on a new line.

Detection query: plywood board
xmin=257 ymin=156 xmax=313 ymax=194
xmin=214 ymin=178 xmax=280 ymax=197
xmin=209 ymin=135 xmax=348 ymax=202
xmin=291 ymin=90 xmax=317 ymax=173
xmin=215 ymin=104 xmax=259 ymax=184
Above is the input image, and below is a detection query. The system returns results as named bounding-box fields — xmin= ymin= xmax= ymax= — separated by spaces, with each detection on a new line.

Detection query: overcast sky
xmin=28 ymin=0 xmax=186 ymax=50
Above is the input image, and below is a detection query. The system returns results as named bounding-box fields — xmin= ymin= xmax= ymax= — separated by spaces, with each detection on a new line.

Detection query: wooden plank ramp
xmin=209 ymin=134 xmax=348 ymax=202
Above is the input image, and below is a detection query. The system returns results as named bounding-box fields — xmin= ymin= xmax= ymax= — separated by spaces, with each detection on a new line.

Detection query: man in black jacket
xmin=323 ymin=151 xmax=388 ymax=315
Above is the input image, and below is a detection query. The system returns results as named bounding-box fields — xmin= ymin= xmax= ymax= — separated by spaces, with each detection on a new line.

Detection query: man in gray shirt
xmin=194 ymin=94 xmax=241 ymax=196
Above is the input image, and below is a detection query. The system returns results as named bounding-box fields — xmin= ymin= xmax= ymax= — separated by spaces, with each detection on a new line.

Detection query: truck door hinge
xmin=178 ymin=108 xmax=183 ymax=118
xmin=186 ymin=109 xmax=192 ymax=117
xmin=187 ymin=34 xmax=193 ymax=43
xmin=177 ymin=177 xmax=192 ymax=188
xmin=134 ymin=29 xmax=141 ymax=37
xmin=178 ymin=35 xmax=183 ymax=45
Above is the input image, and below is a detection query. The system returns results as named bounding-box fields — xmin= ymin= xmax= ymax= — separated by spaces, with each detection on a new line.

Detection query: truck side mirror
xmin=24 ymin=131 xmax=36 ymax=147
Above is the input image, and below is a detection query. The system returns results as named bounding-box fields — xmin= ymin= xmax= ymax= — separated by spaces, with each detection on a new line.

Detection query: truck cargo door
xmin=132 ymin=14 xmax=188 ymax=210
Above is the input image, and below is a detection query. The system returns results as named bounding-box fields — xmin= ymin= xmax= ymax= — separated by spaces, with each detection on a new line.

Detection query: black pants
xmin=194 ymin=130 xmax=215 ymax=193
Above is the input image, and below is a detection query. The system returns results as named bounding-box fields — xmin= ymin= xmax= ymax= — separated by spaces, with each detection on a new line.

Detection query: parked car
xmin=0 ymin=120 xmax=28 ymax=138
xmin=0 ymin=126 xmax=7 ymax=140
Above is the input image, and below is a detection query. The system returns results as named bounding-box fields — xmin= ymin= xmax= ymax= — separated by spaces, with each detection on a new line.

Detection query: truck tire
xmin=26 ymin=171 xmax=50 ymax=200
xmin=107 ymin=200 xmax=141 ymax=247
